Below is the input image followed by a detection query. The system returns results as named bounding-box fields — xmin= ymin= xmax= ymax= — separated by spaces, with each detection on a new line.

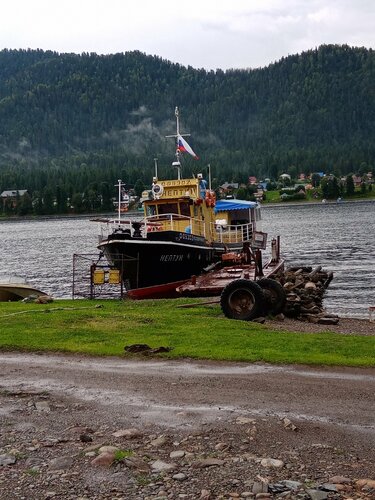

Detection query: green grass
xmin=114 ymin=449 xmax=133 ymax=462
xmin=0 ymin=299 xmax=374 ymax=367
xmin=348 ymin=189 xmax=375 ymax=200
xmin=263 ymin=190 xmax=323 ymax=204
xmin=263 ymin=188 xmax=375 ymax=204
xmin=263 ymin=190 xmax=283 ymax=203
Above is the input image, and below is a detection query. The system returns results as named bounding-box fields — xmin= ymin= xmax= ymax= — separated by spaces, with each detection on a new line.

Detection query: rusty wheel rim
xmin=228 ymin=288 xmax=256 ymax=319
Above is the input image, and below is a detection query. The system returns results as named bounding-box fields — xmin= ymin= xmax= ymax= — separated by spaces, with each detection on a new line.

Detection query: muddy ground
xmin=1 ymin=336 xmax=375 ymax=500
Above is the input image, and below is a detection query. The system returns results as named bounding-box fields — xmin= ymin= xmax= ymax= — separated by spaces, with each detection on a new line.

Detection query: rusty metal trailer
xmin=176 ymin=239 xmax=286 ymax=320
xmin=128 ymin=237 xmax=286 ymax=321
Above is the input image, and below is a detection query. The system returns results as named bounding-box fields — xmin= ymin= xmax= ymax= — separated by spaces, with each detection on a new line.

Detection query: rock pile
xmin=274 ymin=266 xmax=338 ymax=324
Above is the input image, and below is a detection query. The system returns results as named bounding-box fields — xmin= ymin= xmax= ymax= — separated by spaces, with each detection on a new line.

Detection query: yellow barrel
xmin=108 ymin=269 xmax=121 ymax=284
xmin=93 ymin=269 xmax=105 ymax=284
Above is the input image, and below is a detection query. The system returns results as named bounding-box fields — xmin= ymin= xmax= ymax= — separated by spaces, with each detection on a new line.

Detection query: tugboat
xmin=97 ymin=108 xmax=261 ymax=291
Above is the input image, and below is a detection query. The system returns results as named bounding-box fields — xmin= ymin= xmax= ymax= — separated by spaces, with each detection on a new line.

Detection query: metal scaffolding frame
xmin=72 ymin=252 xmax=125 ymax=300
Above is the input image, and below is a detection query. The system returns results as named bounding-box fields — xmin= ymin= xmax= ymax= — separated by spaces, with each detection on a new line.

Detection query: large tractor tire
xmin=220 ymin=279 xmax=264 ymax=321
xmin=257 ymin=278 xmax=287 ymax=316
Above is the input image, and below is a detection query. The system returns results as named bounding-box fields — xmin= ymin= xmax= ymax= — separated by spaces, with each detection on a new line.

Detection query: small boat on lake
xmin=0 ymin=276 xmax=47 ymax=301
xmin=97 ymin=108 xmax=262 ymax=290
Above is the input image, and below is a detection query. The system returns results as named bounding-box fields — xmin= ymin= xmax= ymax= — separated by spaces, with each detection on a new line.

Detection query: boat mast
xmin=174 ymin=107 xmax=181 ymax=179
xmin=116 ymin=179 xmax=122 ymax=225
xmin=166 ymin=106 xmax=191 ymax=180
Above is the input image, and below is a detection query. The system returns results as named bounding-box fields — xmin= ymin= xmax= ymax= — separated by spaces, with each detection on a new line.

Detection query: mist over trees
xmin=0 ymin=44 xmax=374 ymax=213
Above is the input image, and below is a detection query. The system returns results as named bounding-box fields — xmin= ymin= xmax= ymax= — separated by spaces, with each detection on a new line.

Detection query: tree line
xmin=0 ymin=44 xmax=374 ymax=210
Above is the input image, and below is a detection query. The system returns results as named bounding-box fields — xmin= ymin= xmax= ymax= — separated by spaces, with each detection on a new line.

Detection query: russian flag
xmin=177 ymin=135 xmax=199 ymax=160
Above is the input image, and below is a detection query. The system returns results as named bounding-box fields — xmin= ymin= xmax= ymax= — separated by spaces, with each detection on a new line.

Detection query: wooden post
xmin=255 ymin=250 xmax=264 ymax=278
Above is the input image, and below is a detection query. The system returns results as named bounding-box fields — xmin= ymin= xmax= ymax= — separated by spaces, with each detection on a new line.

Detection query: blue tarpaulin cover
xmin=215 ymin=199 xmax=258 ymax=212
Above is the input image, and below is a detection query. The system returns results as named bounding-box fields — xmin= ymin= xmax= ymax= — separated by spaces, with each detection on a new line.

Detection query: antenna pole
xmin=153 ymin=158 xmax=158 ymax=179
xmin=175 ymin=106 xmax=180 ymax=136
xmin=116 ymin=179 xmax=122 ymax=224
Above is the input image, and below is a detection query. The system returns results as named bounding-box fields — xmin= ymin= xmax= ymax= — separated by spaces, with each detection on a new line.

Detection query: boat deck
xmin=176 ymin=258 xmax=285 ymax=297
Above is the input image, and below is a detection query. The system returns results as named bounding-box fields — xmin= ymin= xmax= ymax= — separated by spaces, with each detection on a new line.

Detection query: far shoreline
xmin=261 ymin=197 xmax=375 ymax=208
xmin=0 ymin=197 xmax=374 ymax=222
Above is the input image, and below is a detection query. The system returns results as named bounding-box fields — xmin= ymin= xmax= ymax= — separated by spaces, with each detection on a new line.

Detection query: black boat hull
xmin=98 ymin=230 xmax=235 ymax=289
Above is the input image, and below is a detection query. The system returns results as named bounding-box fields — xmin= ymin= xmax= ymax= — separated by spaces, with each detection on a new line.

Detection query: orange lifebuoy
xmin=205 ymin=191 xmax=216 ymax=207
xmin=205 ymin=191 xmax=211 ymax=206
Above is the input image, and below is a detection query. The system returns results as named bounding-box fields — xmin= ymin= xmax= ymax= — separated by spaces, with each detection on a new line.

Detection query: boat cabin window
xmin=146 ymin=204 xmax=157 ymax=216
xmin=179 ymin=202 xmax=190 ymax=217
xmin=158 ymin=202 xmax=179 ymax=215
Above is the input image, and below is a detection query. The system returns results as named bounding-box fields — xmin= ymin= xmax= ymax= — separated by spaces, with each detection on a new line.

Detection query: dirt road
xmin=1 ymin=353 xmax=374 ymax=499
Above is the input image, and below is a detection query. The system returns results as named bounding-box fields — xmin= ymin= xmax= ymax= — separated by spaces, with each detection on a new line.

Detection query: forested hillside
xmin=0 ymin=44 xmax=374 ymax=201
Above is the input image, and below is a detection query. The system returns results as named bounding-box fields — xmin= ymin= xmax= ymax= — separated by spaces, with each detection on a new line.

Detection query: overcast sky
xmin=1 ymin=0 xmax=374 ymax=70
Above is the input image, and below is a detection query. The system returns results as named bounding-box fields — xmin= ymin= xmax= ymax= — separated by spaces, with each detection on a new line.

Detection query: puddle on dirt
xmin=1 ymin=376 xmax=374 ymax=435
xmin=2 ymin=354 xmax=375 ymax=382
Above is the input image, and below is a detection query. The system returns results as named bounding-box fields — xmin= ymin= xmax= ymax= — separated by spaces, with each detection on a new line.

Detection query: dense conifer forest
xmin=0 ymin=44 xmax=374 ymax=213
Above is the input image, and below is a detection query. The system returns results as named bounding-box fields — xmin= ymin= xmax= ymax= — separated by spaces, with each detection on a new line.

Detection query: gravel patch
xmin=268 ymin=316 xmax=375 ymax=336
xmin=1 ymin=349 xmax=374 ymax=499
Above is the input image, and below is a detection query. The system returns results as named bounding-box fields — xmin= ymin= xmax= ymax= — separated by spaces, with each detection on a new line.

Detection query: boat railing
xmin=99 ymin=217 xmax=254 ymax=244
xmin=98 ymin=217 xmax=142 ymax=241
xmin=99 ymin=214 xmax=207 ymax=239
xmin=143 ymin=214 xmax=206 ymax=238
xmin=214 ymin=222 xmax=254 ymax=244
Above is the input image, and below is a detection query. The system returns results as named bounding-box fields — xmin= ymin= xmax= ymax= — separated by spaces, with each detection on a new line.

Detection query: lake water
xmin=0 ymin=201 xmax=374 ymax=318
xmin=262 ymin=201 xmax=375 ymax=318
